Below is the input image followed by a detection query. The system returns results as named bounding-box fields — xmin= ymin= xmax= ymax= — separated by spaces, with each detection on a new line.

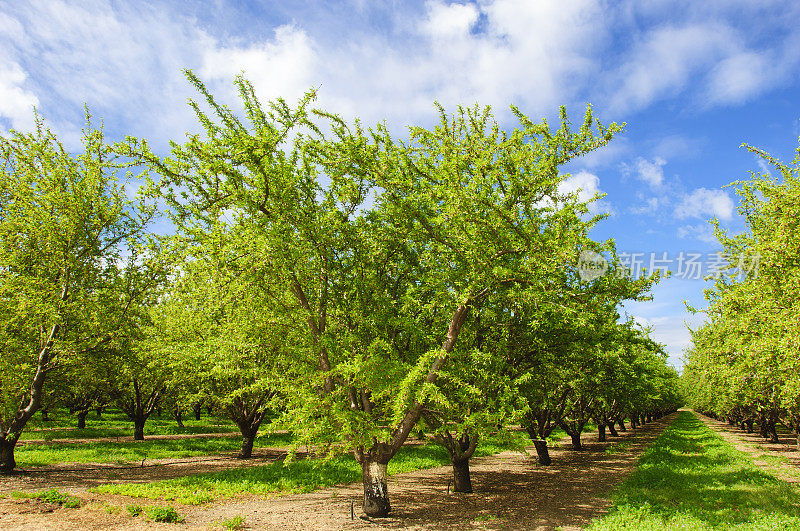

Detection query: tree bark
xmin=174 ymin=404 xmax=184 ymax=428
xmin=597 ymin=424 xmax=606 ymax=442
xmin=0 ymin=435 xmax=19 ymax=474
xmin=452 ymin=459 xmax=472 ymax=493
xmin=531 ymin=439 xmax=551 ymax=465
xmin=41 ymin=409 xmax=50 ymax=421
xmin=96 ymin=407 xmax=104 ymax=418
xmin=570 ymin=432 xmax=582 ymax=450
xmin=133 ymin=416 xmax=146 ymax=440
xmin=239 ymin=429 xmax=257 ymax=459
xmin=617 ymin=419 xmax=626 ymax=432
xmin=193 ymin=402 xmax=202 ymax=420
xmin=362 ymin=458 xmax=391 ymax=517
xmin=608 ymin=423 xmax=619 ymax=437
xmin=77 ymin=409 xmax=88 ymax=430
xmin=768 ymin=423 xmax=779 ymax=444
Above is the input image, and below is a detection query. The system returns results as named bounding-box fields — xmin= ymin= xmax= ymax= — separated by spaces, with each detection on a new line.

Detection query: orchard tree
xmin=0 ymin=116 xmax=154 ymax=472
xmin=122 ymin=71 xmax=623 ymax=516
xmin=155 ymin=221 xmax=297 ymax=458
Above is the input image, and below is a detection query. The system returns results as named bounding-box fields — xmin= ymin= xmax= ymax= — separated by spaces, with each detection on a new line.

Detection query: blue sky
xmin=2 ymin=0 xmax=799 ymax=367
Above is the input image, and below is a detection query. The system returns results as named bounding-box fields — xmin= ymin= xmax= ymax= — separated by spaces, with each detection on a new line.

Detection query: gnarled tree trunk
xmin=531 ymin=439 xmax=551 ymax=465
xmin=358 ymin=442 xmax=395 ymax=518
xmin=597 ymin=423 xmax=606 ymax=442
xmin=0 ymin=435 xmax=20 ymax=474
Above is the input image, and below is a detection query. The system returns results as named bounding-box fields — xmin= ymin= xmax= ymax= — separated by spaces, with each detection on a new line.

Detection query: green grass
xmin=218 ymin=515 xmax=246 ymax=530
xmin=15 ymin=432 xmax=294 ymax=467
xmin=9 ymin=488 xmax=81 ymax=508
xmin=92 ymin=434 xmax=525 ymax=505
xmin=21 ymin=408 xmax=237 ymax=441
xmin=587 ymin=411 xmax=800 ymax=530
xmin=144 ymin=504 xmax=184 ymax=523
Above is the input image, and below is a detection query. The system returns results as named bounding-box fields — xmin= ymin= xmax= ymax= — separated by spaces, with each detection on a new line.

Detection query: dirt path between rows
xmin=0 ymin=415 xmax=675 ymax=531
xmin=695 ymin=411 xmax=800 ymax=483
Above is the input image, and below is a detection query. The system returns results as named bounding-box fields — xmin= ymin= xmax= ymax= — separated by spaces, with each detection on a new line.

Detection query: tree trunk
xmin=239 ymin=430 xmax=256 ymax=459
xmin=532 ymin=439 xmax=551 ymax=465
xmin=96 ymin=407 xmax=104 ymax=418
xmin=77 ymin=409 xmax=88 ymax=430
xmin=452 ymin=459 xmax=472 ymax=493
xmin=617 ymin=419 xmax=626 ymax=432
xmin=630 ymin=417 xmax=638 ymax=429
xmin=174 ymin=405 xmax=184 ymax=428
xmin=193 ymin=402 xmax=202 ymax=420
xmin=608 ymin=423 xmax=619 ymax=437
xmin=796 ymin=430 xmax=800 ymax=452
xmin=769 ymin=423 xmax=779 ymax=444
xmin=570 ymin=432 xmax=582 ymax=450
xmin=745 ymin=420 xmax=754 ymax=433
xmin=41 ymin=409 xmax=49 ymax=421
xmin=362 ymin=459 xmax=391 ymax=517
xmin=0 ymin=436 xmax=19 ymax=474
xmin=133 ymin=416 xmax=145 ymax=440
xmin=598 ymin=424 xmax=606 ymax=442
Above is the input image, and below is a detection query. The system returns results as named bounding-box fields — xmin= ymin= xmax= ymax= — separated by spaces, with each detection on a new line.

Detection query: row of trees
xmin=682 ymin=133 xmax=800 ymax=447
xmin=0 ymin=73 xmax=681 ymax=516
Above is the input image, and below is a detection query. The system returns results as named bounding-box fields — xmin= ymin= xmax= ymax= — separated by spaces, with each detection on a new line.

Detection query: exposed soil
xmin=0 ymin=415 xmax=675 ymax=530
xmin=695 ymin=411 xmax=800 ymax=484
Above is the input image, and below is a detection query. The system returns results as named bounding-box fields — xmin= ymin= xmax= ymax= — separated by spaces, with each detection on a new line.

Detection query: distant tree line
xmin=683 ymin=134 xmax=800 ymax=448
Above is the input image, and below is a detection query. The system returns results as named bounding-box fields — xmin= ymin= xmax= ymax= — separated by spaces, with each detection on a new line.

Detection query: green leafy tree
xmin=121 ymin=71 xmax=623 ymax=515
xmin=684 ymin=133 xmax=800 ymax=446
xmin=0 ymin=115 xmax=154 ymax=472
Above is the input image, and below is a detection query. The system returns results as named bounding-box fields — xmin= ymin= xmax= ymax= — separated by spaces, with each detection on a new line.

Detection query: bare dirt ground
xmin=0 ymin=415 xmax=675 ymax=531
xmin=695 ymin=412 xmax=800 ymax=483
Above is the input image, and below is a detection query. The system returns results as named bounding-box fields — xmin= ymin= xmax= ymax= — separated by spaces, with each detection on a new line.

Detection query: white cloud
xmin=677 ymin=223 xmax=718 ymax=244
xmin=705 ymin=28 xmax=800 ymax=106
xmin=558 ymin=170 xmax=613 ymax=215
xmin=706 ymin=52 xmax=771 ymax=105
xmin=2 ymin=0 xmax=800 ymax=151
xmin=675 ymin=188 xmax=734 ymax=221
xmin=630 ymin=197 xmax=660 ymax=215
xmin=633 ymin=156 xmax=667 ymax=188
xmin=200 ymin=25 xmax=318 ymax=105
xmin=0 ymin=60 xmax=39 ymax=131
xmin=608 ymin=24 xmax=736 ymax=113
xmin=420 ymin=1 xmax=479 ymax=40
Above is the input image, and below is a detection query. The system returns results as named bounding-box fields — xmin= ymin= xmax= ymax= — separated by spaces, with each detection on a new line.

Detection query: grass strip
xmin=92 ymin=434 xmax=524 ymax=504
xmin=16 ymin=432 xmax=294 ymax=467
xmin=587 ymin=410 xmax=800 ymax=530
